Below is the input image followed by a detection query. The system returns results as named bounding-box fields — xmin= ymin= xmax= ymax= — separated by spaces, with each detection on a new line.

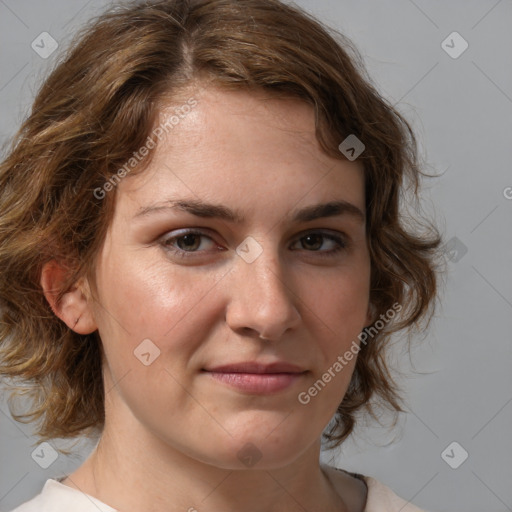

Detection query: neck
xmin=60 ymin=370 xmax=366 ymax=512
xmin=66 ymin=421 xmax=351 ymax=512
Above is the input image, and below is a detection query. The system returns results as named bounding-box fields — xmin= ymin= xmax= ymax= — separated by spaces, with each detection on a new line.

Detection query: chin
xmin=196 ymin=446 xmax=308 ymax=472
xmin=190 ymin=422 xmax=316 ymax=471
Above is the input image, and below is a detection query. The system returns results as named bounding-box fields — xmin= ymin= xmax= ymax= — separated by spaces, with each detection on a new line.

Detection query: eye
xmin=291 ymin=231 xmax=347 ymax=256
xmin=160 ymin=229 xmax=222 ymax=258
xmin=160 ymin=229 xmax=348 ymax=258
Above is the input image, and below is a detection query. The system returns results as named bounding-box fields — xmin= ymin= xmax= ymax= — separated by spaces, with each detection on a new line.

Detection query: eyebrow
xmin=134 ymin=198 xmax=365 ymax=223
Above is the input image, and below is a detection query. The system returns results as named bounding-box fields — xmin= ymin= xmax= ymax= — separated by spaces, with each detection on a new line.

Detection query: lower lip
xmin=205 ymin=372 xmax=305 ymax=394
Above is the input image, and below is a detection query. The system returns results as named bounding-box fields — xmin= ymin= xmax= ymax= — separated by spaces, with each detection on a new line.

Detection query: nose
xmin=225 ymin=247 xmax=302 ymax=341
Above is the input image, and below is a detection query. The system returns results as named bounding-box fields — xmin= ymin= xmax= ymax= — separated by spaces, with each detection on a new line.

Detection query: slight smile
xmin=202 ymin=362 xmax=309 ymax=394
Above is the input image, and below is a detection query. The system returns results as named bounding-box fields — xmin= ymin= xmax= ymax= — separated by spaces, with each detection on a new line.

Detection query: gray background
xmin=0 ymin=1 xmax=511 ymax=511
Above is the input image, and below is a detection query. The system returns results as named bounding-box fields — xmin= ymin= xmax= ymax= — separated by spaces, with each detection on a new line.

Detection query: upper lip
xmin=204 ymin=362 xmax=306 ymax=374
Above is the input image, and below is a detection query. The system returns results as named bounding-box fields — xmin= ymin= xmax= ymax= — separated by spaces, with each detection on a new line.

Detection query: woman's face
xmin=88 ymin=85 xmax=371 ymax=469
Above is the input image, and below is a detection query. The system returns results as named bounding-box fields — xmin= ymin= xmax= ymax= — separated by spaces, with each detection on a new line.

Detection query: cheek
xmin=297 ymin=275 xmax=367 ymax=416
xmin=297 ymin=267 xmax=370 ymax=395
xmin=92 ymin=253 xmax=227 ymax=366
xmin=93 ymin=256 xmax=226 ymax=423
xmin=303 ymin=266 xmax=370 ymax=331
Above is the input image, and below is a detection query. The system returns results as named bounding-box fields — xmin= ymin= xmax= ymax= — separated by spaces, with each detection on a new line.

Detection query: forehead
xmin=155 ymin=86 xmax=328 ymax=162
xmin=116 ymin=86 xmax=365 ymax=219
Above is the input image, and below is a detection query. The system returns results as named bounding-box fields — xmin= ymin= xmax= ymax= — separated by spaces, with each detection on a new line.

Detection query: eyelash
xmin=159 ymin=229 xmax=348 ymax=259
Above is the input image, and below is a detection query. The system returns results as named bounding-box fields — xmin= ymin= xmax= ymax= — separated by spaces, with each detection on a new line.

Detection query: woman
xmin=0 ymin=0 xmax=439 ymax=511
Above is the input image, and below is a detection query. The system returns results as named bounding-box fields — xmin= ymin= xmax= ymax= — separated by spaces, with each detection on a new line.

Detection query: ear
xmin=40 ymin=260 xmax=97 ymax=335
xmin=365 ymin=302 xmax=376 ymax=327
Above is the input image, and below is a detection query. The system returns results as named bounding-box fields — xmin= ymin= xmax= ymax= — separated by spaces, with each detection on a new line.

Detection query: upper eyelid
xmin=161 ymin=228 xmax=348 ymax=248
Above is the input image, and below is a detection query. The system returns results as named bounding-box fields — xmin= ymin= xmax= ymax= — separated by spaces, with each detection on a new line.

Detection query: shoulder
xmin=362 ymin=475 xmax=426 ymax=512
xmin=326 ymin=466 xmax=427 ymax=512
xmin=10 ymin=472 xmax=426 ymax=512
xmin=8 ymin=479 xmax=118 ymax=512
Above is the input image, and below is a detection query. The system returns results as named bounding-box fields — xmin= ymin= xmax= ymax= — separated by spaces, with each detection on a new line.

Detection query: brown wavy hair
xmin=0 ymin=0 xmax=440 ymax=451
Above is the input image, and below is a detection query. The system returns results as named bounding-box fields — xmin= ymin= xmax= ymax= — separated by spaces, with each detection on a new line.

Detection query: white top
xmin=9 ymin=474 xmax=425 ymax=512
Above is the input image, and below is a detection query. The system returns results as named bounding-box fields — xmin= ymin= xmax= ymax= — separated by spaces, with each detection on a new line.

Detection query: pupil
xmin=304 ymin=234 xmax=322 ymax=250
xmin=178 ymin=234 xmax=199 ymax=250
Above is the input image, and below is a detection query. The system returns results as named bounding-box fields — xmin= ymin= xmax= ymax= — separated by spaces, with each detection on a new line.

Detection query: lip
xmin=202 ymin=361 xmax=308 ymax=394
xmin=205 ymin=362 xmax=305 ymax=374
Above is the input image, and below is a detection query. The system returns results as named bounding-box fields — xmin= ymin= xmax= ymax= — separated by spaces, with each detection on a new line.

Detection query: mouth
xmin=202 ymin=362 xmax=308 ymax=394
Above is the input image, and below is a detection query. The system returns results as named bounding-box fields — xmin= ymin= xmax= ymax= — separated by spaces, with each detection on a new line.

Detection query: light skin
xmin=41 ymin=84 xmax=371 ymax=512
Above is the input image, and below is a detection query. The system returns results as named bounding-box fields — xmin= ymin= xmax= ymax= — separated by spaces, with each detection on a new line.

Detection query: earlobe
xmin=40 ymin=260 xmax=97 ymax=335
